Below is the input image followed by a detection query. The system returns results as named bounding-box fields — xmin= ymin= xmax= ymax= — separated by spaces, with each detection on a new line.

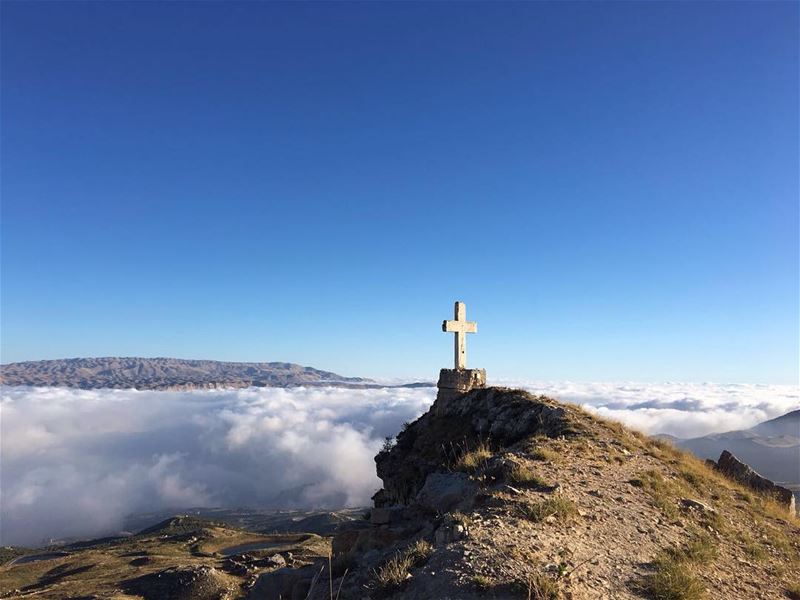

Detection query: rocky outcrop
xmin=374 ymin=387 xmax=571 ymax=506
xmin=714 ymin=450 xmax=796 ymax=514
xmin=122 ymin=565 xmax=231 ymax=600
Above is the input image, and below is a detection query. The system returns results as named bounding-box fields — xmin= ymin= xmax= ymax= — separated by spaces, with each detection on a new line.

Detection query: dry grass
xmin=642 ymin=530 xmax=717 ymax=599
xmin=472 ymin=573 xmax=493 ymax=589
xmin=644 ymin=553 xmax=706 ymax=600
xmin=662 ymin=534 xmax=717 ymax=565
xmin=517 ymin=495 xmax=577 ymax=523
xmin=526 ymin=573 xmax=560 ymax=600
xmin=455 ymin=440 xmax=493 ymax=472
xmin=529 ymin=447 xmax=559 ymax=463
xmin=508 ymin=463 xmax=550 ymax=488
xmin=629 ymin=470 xmax=681 ymax=519
xmin=373 ymin=540 xmax=433 ymax=592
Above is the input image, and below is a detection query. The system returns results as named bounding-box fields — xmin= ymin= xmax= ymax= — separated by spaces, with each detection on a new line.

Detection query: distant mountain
xmin=669 ymin=409 xmax=800 ymax=485
xmin=0 ymin=357 xmax=373 ymax=390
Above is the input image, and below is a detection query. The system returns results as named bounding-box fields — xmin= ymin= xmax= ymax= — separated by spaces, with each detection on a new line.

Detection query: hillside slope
xmin=327 ymin=388 xmax=800 ymax=599
xmin=0 ymin=357 xmax=370 ymax=390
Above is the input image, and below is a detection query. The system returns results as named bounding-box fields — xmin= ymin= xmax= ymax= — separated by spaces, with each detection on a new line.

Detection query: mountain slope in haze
xmin=0 ymin=357 xmax=371 ymax=390
xmin=670 ymin=409 xmax=800 ymax=485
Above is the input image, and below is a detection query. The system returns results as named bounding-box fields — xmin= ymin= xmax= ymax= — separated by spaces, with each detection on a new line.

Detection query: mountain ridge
xmin=0 ymin=357 xmax=374 ymax=390
xmin=665 ymin=409 xmax=800 ymax=486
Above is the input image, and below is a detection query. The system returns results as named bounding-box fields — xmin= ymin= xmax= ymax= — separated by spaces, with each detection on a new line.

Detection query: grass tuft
xmin=517 ymin=495 xmax=577 ymax=523
xmin=644 ymin=553 xmax=706 ymax=600
xmin=663 ymin=535 xmax=717 ymax=565
xmin=525 ymin=573 xmax=560 ymax=600
xmin=508 ymin=464 xmax=550 ymax=488
xmin=472 ymin=574 xmax=493 ymax=589
xmin=373 ymin=540 xmax=433 ymax=592
xmin=530 ymin=447 xmax=559 ymax=462
xmin=455 ymin=441 xmax=493 ymax=472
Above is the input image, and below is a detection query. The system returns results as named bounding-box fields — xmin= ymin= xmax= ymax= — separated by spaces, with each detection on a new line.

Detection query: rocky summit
xmin=1 ymin=388 xmax=798 ymax=599
xmin=327 ymin=387 xmax=799 ymax=600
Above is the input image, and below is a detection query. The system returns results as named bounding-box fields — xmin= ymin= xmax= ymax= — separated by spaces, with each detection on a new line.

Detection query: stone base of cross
xmin=435 ymin=301 xmax=486 ymax=412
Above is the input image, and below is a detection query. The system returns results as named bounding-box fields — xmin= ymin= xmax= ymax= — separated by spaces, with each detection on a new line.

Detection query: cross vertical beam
xmin=442 ymin=301 xmax=477 ymax=370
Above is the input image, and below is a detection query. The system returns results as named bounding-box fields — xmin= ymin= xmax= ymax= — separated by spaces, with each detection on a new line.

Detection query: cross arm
xmin=443 ymin=319 xmax=477 ymax=333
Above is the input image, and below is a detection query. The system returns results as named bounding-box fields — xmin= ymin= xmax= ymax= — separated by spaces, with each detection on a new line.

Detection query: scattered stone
xmin=680 ymin=498 xmax=716 ymax=514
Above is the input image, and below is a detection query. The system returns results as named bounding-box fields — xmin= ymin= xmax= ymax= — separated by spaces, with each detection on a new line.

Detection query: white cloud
xmin=501 ymin=380 xmax=799 ymax=438
xmin=0 ymin=385 xmax=434 ymax=546
xmin=1 ymin=381 xmax=796 ymax=546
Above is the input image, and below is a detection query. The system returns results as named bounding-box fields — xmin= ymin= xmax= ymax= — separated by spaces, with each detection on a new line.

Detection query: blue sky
xmin=1 ymin=2 xmax=797 ymax=383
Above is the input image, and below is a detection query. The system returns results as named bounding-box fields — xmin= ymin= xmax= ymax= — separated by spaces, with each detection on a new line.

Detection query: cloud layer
xmin=508 ymin=380 xmax=799 ymax=439
xmin=0 ymin=385 xmax=434 ymax=546
xmin=2 ymin=381 xmax=797 ymax=546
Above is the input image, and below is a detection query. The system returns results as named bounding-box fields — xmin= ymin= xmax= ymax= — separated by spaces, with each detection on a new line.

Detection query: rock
xmin=266 ymin=553 xmax=286 ymax=568
xmin=375 ymin=387 xmax=570 ymax=506
xmin=246 ymin=565 xmax=319 ymax=600
xmin=331 ymin=522 xmax=406 ymax=567
xmin=370 ymin=506 xmax=404 ymax=525
xmin=680 ymin=498 xmax=716 ymax=514
xmin=122 ymin=565 xmax=230 ymax=600
xmin=434 ymin=514 xmax=468 ymax=546
xmin=416 ymin=472 xmax=478 ymax=513
xmin=715 ymin=450 xmax=796 ymax=514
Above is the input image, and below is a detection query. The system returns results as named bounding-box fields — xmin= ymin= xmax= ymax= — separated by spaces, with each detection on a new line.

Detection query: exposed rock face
xmin=374 ymin=387 xmax=570 ymax=506
xmin=416 ymin=472 xmax=479 ymax=514
xmin=714 ymin=450 xmax=796 ymax=514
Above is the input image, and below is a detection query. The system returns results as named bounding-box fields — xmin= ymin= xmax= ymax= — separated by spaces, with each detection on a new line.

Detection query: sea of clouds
xmin=2 ymin=381 xmax=797 ymax=546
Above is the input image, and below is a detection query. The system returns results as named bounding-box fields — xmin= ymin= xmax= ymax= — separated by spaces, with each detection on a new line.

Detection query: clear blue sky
xmin=1 ymin=2 xmax=797 ymax=383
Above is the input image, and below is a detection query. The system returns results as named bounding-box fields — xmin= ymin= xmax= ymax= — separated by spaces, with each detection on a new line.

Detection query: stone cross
xmin=442 ymin=301 xmax=477 ymax=370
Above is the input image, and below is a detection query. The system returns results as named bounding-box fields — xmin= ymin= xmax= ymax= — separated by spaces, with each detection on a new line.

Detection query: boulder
xmin=416 ymin=472 xmax=478 ymax=514
xmin=715 ymin=450 xmax=796 ymax=514
xmin=246 ymin=565 xmax=319 ymax=600
xmin=122 ymin=565 xmax=230 ymax=600
xmin=433 ymin=513 xmax=468 ymax=546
